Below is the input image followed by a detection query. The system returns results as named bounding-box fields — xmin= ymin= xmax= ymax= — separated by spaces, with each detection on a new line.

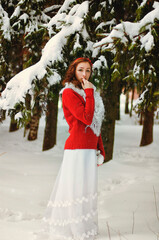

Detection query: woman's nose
xmin=83 ymin=72 xmax=86 ymax=77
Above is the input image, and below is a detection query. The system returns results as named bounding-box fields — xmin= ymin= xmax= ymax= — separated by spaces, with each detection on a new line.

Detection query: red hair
xmin=62 ymin=57 xmax=93 ymax=88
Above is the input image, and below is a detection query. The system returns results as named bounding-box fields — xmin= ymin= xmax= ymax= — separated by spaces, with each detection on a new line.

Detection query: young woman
xmin=43 ymin=57 xmax=105 ymax=240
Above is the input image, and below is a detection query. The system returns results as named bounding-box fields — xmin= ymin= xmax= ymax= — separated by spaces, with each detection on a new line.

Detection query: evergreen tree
xmin=3 ymin=0 xmax=157 ymax=157
xmin=92 ymin=0 xmax=144 ymax=161
xmin=43 ymin=0 xmax=97 ymax=150
xmin=0 ymin=0 xmax=52 ymax=137
xmin=95 ymin=0 xmax=159 ymax=146
xmin=0 ymin=0 xmax=23 ymax=131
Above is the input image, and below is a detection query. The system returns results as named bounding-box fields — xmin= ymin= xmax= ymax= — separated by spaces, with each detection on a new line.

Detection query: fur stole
xmin=59 ymin=82 xmax=105 ymax=137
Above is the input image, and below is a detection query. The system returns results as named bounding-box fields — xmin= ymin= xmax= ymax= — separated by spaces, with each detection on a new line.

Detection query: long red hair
xmin=62 ymin=57 xmax=93 ymax=89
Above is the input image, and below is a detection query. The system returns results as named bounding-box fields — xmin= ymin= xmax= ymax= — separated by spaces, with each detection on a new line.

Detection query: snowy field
xmin=0 ymin=95 xmax=159 ymax=240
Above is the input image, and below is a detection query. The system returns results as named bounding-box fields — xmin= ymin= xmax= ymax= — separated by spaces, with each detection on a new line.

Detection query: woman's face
xmin=75 ymin=61 xmax=91 ymax=83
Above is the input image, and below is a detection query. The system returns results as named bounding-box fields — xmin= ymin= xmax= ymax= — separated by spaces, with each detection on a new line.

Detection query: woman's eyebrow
xmin=77 ymin=67 xmax=91 ymax=69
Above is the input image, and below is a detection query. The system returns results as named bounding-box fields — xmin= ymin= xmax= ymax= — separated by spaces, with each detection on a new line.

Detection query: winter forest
xmin=0 ymin=0 xmax=159 ymax=239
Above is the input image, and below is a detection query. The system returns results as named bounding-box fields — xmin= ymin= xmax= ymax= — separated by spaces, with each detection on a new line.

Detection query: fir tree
xmin=95 ymin=0 xmax=159 ymax=146
xmin=0 ymin=0 xmax=51 ymax=135
xmin=92 ymin=0 xmax=144 ymax=161
xmin=3 ymin=0 xmax=155 ymax=157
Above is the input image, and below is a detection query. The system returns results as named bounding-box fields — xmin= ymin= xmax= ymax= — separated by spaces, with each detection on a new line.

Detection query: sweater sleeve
xmin=62 ymin=88 xmax=94 ymax=125
xmin=97 ymin=134 xmax=105 ymax=159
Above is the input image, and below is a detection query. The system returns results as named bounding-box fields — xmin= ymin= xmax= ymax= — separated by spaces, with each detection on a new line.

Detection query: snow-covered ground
xmin=0 ymin=95 xmax=159 ymax=240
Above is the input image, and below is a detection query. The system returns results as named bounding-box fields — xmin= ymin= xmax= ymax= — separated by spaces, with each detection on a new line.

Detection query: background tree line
xmin=0 ymin=0 xmax=158 ymax=162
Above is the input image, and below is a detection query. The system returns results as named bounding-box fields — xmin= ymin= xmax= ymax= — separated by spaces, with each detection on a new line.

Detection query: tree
xmin=125 ymin=91 xmax=129 ymax=114
xmin=0 ymin=0 xmax=22 ymax=131
xmin=0 ymin=0 xmax=51 ymax=134
xmin=0 ymin=0 xmax=103 ymax=150
xmin=92 ymin=0 xmax=144 ymax=161
xmin=42 ymin=83 xmax=60 ymax=150
xmin=0 ymin=0 xmax=64 ymax=144
xmin=3 ymin=0 xmax=158 ymax=157
xmin=94 ymin=0 xmax=159 ymax=147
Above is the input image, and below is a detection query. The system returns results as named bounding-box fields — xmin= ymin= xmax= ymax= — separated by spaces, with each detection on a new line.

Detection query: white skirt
xmin=43 ymin=149 xmax=98 ymax=240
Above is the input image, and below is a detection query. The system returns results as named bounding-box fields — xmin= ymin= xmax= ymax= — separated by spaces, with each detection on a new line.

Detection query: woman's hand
xmin=81 ymin=78 xmax=94 ymax=89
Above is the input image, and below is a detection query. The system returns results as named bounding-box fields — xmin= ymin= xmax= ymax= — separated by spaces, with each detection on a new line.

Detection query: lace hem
xmin=34 ymin=228 xmax=98 ymax=240
xmin=49 ymin=228 xmax=98 ymax=240
xmin=43 ymin=209 xmax=97 ymax=226
xmin=47 ymin=192 xmax=97 ymax=208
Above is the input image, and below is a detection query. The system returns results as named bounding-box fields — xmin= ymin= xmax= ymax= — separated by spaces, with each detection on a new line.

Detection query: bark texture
xmin=9 ymin=117 xmax=19 ymax=132
xmin=125 ymin=91 xmax=129 ymax=114
xmin=140 ymin=108 xmax=154 ymax=146
xmin=28 ymin=105 xmax=41 ymax=141
xmin=43 ymin=93 xmax=59 ymax=151
xmin=116 ymin=93 xmax=120 ymax=120
xmin=101 ymin=80 xmax=120 ymax=162
xmin=130 ymin=88 xmax=134 ymax=117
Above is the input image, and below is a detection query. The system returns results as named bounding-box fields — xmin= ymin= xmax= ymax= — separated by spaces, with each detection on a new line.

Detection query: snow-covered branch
xmin=0 ymin=5 xmax=12 ymax=41
xmin=0 ymin=1 xmax=89 ymax=110
xmin=94 ymin=2 xmax=159 ymax=52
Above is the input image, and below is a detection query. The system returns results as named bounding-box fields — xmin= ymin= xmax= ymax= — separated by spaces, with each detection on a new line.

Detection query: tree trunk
xmin=139 ymin=112 xmax=143 ymax=125
xmin=140 ymin=108 xmax=154 ymax=146
xmin=101 ymin=79 xmax=119 ymax=162
xmin=125 ymin=91 xmax=129 ymax=114
xmin=43 ymin=95 xmax=59 ymax=151
xmin=116 ymin=93 xmax=120 ymax=120
xmin=130 ymin=88 xmax=134 ymax=117
xmin=9 ymin=116 xmax=19 ymax=132
xmin=0 ymin=110 xmax=6 ymax=121
xmin=28 ymin=105 xmax=41 ymax=141
xmin=8 ymin=36 xmax=23 ymax=132
xmin=24 ymin=94 xmax=31 ymax=137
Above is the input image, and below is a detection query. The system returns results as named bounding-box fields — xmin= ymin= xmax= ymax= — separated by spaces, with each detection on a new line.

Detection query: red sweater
xmin=62 ymin=88 xmax=105 ymax=159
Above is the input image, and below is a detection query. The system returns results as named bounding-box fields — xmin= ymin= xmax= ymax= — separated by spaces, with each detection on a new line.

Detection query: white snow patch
xmin=0 ymin=95 xmax=159 ymax=240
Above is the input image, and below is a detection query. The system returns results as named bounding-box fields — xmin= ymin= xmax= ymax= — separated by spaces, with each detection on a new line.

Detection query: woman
xmin=43 ymin=57 xmax=105 ymax=240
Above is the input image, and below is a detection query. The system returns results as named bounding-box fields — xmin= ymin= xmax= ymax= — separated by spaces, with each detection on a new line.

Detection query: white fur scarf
xmin=60 ymin=82 xmax=105 ymax=137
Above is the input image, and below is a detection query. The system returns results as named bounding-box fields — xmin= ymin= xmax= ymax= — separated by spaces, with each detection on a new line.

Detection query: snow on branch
xmin=0 ymin=1 xmax=89 ymax=110
xmin=133 ymin=83 xmax=153 ymax=112
xmin=0 ymin=5 xmax=12 ymax=41
xmin=94 ymin=2 xmax=159 ymax=52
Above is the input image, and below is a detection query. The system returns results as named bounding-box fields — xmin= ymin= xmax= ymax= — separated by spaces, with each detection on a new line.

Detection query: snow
xmin=15 ymin=112 xmax=22 ymax=120
xmin=19 ymin=13 xmax=29 ymax=24
xmin=10 ymin=6 xmax=21 ymax=19
xmin=58 ymin=0 xmax=76 ymax=14
xmin=133 ymin=63 xmax=140 ymax=79
xmin=93 ymin=56 xmax=108 ymax=70
xmin=0 ymin=94 xmax=159 ymax=240
xmin=94 ymin=2 xmax=159 ymax=52
xmin=0 ymin=1 xmax=90 ymax=111
xmin=47 ymin=72 xmax=61 ymax=86
xmin=94 ymin=11 xmax=101 ymax=20
xmin=140 ymin=32 xmax=154 ymax=52
xmin=95 ymin=19 xmax=116 ymax=32
xmin=73 ymin=34 xmax=81 ymax=50
xmin=0 ymin=5 xmax=12 ymax=41
xmin=0 ymin=63 xmax=46 ymax=109
xmin=140 ymin=0 xmax=147 ymax=7
xmin=44 ymin=5 xmax=61 ymax=14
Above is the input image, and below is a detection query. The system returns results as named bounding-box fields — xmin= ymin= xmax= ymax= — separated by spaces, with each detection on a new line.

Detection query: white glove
xmin=96 ymin=150 xmax=104 ymax=166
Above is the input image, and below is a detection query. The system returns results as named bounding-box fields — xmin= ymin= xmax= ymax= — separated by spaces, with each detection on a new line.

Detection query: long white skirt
xmin=43 ymin=149 xmax=98 ymax=240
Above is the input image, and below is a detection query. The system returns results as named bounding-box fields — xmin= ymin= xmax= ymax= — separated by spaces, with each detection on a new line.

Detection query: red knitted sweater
xmin=62 ymin=87 xmax=105 ymax=159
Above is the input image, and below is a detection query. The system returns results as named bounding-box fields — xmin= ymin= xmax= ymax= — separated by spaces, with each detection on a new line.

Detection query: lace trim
xmin=43 ymin=209 xmax=97 ymax=226
xmin=48 ymin=228 xmax=98 ymax=240
xmin=33 ymin=228 xmax=98 ymax=240
xmin=47 ymin=192 xmax=97 ymax=208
